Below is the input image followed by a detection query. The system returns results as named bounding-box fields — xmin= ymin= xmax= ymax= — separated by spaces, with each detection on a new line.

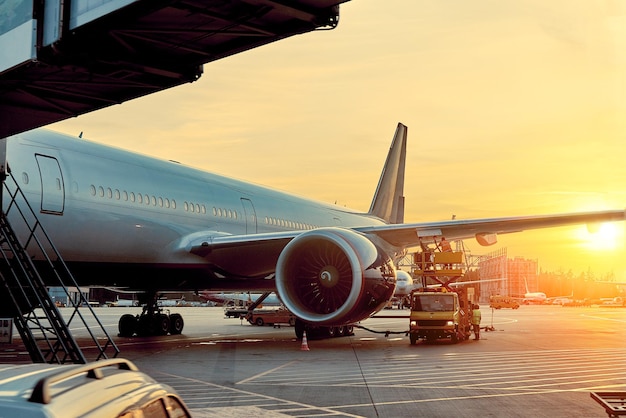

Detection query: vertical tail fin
xmin=368 ymin=123 xmax=407 ymax=224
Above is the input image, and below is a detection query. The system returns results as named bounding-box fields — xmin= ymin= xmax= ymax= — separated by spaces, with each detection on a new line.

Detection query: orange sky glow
xmin=51 ymin=0 xmax=626 ymax=278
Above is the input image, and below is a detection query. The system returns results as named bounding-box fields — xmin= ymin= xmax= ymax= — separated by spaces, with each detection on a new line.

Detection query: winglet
xmin=368 ymin=123 xmax=407 ymax=224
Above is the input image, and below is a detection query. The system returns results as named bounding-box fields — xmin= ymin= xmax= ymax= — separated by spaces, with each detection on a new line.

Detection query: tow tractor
xmin=408 ymin=251 xmax=473 ymax=344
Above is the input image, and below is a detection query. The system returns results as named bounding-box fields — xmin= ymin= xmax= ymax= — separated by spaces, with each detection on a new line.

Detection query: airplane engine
xmin=275 ymin=228 xmax=396 ymax=326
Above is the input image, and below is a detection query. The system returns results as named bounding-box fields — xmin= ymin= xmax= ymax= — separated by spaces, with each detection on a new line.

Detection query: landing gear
xmin=117 ymin=292 xmax=184 ymax=337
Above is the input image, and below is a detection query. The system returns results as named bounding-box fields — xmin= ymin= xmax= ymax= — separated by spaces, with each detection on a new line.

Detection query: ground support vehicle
xmin=409 ymin=287 xmax=472 ymax=344
xmin=409 ymin=250 xmax=472 ymax=344
xmin=0 ymin=359 xmax=191 ymax=417
xmin=224 ymin=308 xmax=249 ymax=318
xmin=590 ymin=392 xmax=626 ymax=417
xmin=247 ymin=307 xmax=296 ymax=327
xmin=489 ymin=295 xmax=520 ymax=309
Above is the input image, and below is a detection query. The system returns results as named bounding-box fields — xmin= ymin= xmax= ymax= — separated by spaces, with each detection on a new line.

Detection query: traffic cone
xmin=300 ymin=331 xmax=310 ymax=351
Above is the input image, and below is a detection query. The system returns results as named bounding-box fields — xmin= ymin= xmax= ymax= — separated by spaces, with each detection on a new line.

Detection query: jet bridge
xmin=0 ymin=0 xmax=347 ymax=138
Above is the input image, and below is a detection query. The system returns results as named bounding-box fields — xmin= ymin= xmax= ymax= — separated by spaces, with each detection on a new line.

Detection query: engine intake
xmin=275 ymin=228 xmax=396 ymax=326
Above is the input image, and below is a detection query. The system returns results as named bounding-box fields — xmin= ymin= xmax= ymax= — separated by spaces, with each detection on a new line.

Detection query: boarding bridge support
xmin=0 ymin=164 xmax=119 ymax=364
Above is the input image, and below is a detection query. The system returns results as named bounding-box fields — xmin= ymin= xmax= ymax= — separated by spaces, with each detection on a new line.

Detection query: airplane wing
xmin=189 ymin=209 xmax=624 ymax=276
xmin=355 ymin=209 xmax=626 ymax=248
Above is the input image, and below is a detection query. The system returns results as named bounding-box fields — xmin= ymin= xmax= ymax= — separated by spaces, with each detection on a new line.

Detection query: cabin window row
xmin=90 ymin=185 xmax=178 ymax=210
xmin=264 ymin=216 xmax=316 ymax=230
xmin=212 ymin=207 xmax=238 ymax=219
xmin=184 ymin=201 xmax=207 ymax=214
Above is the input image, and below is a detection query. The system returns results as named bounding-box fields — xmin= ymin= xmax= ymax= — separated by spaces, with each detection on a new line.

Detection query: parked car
xmin=247 ymin=307 xmax=296 ymax=326
xmin=0 ymin=359 xmax=191 ymax=417
xmin=489 ymin=295 xmax=520 ymax=309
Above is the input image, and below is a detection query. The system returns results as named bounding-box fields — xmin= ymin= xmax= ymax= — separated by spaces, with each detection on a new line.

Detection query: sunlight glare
xmin=580 ymin=223 xmax=624 ymax=251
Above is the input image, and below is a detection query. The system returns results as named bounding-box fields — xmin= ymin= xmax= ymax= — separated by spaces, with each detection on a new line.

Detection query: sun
xmin=578 ymin=222 xmax=624 ymax=251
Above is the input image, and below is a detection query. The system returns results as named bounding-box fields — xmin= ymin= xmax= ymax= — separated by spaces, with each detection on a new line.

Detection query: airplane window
xmin=213 ymin=207 xmax=217 ymax=216
xmin=184 ymin=202 xmax=189 ymax=211
xmin=158 ymin=197 xmax=163 ymax=207
xmin=201 ymin=205 xmax=206 ymax=214
xmin=90 ymin=185 xmax=96 ymax=196
xmin=144 ymin=194 xmax=150 ymax=205
xmin=165 ymin=198 xmax=170 ymax=208
xmin=233 ymin=212 xmax=237 ymax=220
xmin=151 ymin=196 xmax=156 ymax=206
xmin=137 ymin=194 xmax=143 ymax=204
xmin=123 ymin=191 xmax=128 ymax=201
xmin=115 ymin=189 xmax=120 ymax=200
xmin=98 ymin=186 xmax=104 ymax=197
xmin=22 ymin=172 xmax=29 ymax=184
xmin=172 ymin=200 xmax=176 ymax=209
xmin=130 ymin=192 xmax=136 ymax=202
xmin=196 ymin=204 xmax=200 ymax=213
xmin=107 ymin=188 xmax=112 ymax=198
xmin=55 ymin=178 xmax=61 ymax=190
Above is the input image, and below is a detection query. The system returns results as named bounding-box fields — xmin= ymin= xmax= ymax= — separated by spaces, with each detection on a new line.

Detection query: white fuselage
xmin=5 ymin=129 xmax=387 ymax=290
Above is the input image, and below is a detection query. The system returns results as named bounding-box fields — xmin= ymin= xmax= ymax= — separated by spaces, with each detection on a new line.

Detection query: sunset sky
xmin=51 ymin=0 xmax=626 ymax=278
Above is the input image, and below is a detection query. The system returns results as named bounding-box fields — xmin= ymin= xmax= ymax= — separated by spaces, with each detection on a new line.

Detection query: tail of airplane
xmin=368 ymin=123 xmax=407 ymax=224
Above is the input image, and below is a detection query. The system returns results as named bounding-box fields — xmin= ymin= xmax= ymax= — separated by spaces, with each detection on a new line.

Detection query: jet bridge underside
xmin=0 ymin=0 xmax=345 ymax=138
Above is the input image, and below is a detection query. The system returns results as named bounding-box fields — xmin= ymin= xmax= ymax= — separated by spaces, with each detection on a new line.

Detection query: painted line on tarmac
xmin=581 ymin=313 xmax=626 ymax=323
xmin=237 ymin=360 xmax=299 ymax=384
xmin=156 ymin=370 xmax=366 ymax=418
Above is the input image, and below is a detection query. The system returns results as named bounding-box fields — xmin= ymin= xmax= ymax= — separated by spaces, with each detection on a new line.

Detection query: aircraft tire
xmin=137 ymin=315 xmax=156 ymax=336
xmin=169 ymin=313 xmax=184 ymax=335
xmin=327 ymin=326 xmax=336 ymax=338
xmin=294 ymin=319 xmax=305 ymax=339
xmin=343 ymin=325 xmax=354 ymax=336
xmin=156 ymin=314 xmax=170 ymax=335
xmin=255 ymin=317 xmax=264 ymax=326
xmin=118 ymin=314 xmax=136 ymax=337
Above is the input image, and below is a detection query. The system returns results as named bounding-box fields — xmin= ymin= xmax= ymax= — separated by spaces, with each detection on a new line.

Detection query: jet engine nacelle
xmin=275 ymin=227 xmax=396 ymax=326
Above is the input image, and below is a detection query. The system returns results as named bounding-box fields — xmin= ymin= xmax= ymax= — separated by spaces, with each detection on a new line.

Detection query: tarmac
xmin=1 ymin=304 xmax=625 ymax=417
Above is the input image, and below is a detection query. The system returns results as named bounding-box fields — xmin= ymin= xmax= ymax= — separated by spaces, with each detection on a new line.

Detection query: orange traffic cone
xmin=300 ymin=331 xmax=310 ymax=351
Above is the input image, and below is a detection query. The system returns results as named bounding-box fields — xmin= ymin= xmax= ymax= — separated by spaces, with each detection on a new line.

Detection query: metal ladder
xmin=0 ymin=170 xmax=119 ymax=363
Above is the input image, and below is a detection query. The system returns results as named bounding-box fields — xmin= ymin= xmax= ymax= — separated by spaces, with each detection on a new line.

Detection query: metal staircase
xmin=0 ymin=170 xmax=119 ymax=364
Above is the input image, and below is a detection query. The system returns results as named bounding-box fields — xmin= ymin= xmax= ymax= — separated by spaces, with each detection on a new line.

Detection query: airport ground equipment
xmin=489 ymin=294 xmax=520 ymax=309
xmin=590 ymin=392 xmax=626 ymax=417
xmin=409 ymin=251 xmax=472 ymax=344
xmin=409 ymin=287 xmax=472 ymax=344
xmin=0 ymin=171 xmax=119 ymax=363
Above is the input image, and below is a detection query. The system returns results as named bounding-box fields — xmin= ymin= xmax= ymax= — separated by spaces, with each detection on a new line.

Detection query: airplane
xmin=0 ymin=123 xmax=624 ymax=339
xmin=523 ymin=291 xmax=548 ymax=304
xmin=520 ymin=277 xmax=572 ymax=304
xmin=394 ymin=270 xmax=415 ymax=298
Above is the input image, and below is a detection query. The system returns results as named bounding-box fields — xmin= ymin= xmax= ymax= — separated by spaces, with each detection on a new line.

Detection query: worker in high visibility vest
xmin=471 ymin=304 xmax=481 ymax=340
